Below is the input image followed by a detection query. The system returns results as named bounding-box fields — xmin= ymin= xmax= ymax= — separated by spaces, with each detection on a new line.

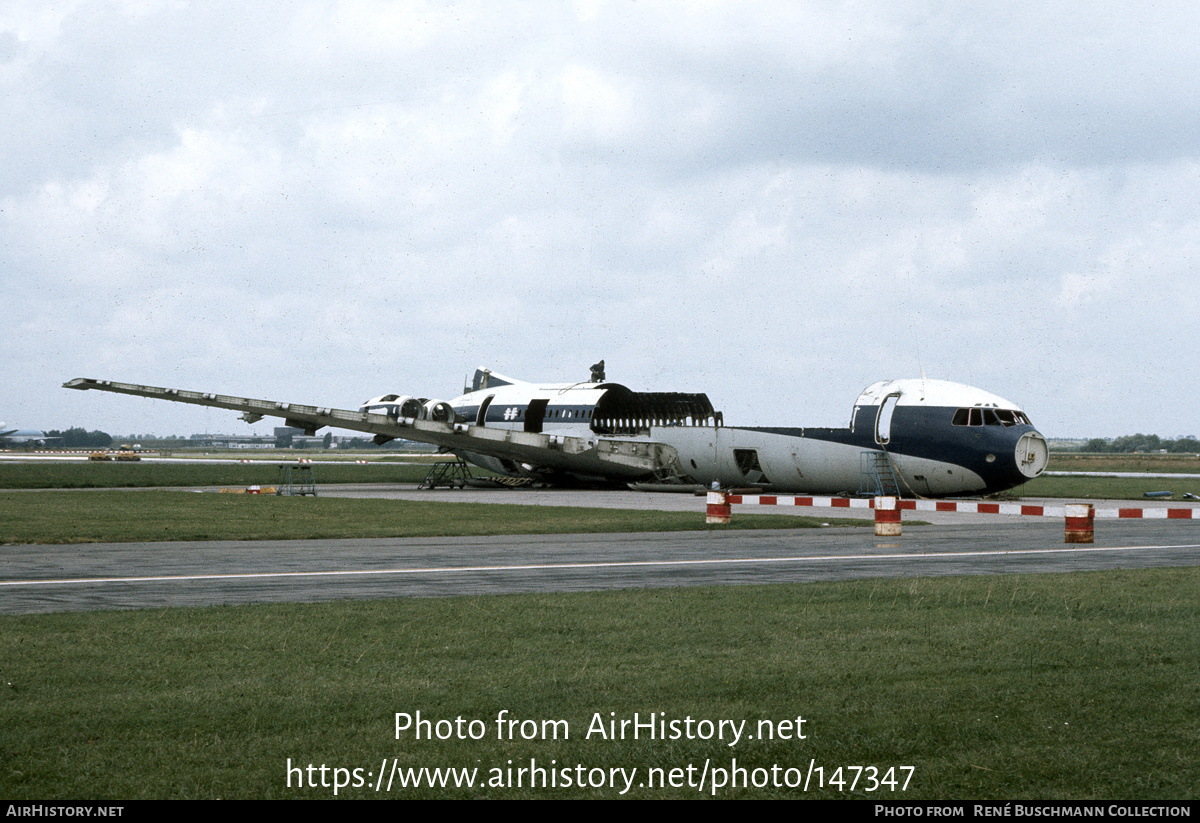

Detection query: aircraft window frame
xmin=476 ymin=395 xmax=495 ymax=427
xmin=733 ymin=448 xmax=771 ymax=484
xmin=875 ymin=394 xmax=901 ymax=444
xmin=952 ymin=407 xmax=1031 ymax=427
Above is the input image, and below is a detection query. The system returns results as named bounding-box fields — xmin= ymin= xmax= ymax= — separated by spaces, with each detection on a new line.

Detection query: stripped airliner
xmin=65 ymin=366 xmax=1048 ymax=497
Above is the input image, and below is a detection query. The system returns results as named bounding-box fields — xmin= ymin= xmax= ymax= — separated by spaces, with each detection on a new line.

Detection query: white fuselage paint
xmin=427 ymin=371 xmax=1044 ymax=496
xmin=642 ymin=425 xmax=987 ymax=497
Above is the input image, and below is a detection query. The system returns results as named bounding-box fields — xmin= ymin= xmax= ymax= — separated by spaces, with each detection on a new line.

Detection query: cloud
xmin=3 ymin=1 xmax=1199 ymax=437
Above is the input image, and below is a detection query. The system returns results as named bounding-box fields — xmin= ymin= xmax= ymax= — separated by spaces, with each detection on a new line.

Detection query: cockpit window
xmin=952 ymin=407 xmax=1030 ymax=426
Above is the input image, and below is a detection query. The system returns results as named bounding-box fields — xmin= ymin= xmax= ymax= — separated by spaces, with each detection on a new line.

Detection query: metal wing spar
xmin=62 ymin=378 xmax=679 ymax=479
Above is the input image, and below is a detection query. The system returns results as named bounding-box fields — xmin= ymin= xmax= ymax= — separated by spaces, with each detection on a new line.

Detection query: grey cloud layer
xmin=3 ymin=1 xmax=1197 ymax=436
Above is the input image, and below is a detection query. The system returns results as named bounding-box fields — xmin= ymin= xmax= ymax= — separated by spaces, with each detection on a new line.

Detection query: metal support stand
xmin=418 ymin=459 xmax=473 ymax=489
xmin=277 ymin=463 xmax=317 ymax=496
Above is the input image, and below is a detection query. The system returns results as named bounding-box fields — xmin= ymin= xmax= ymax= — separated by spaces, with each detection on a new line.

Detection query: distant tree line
xmin=46 ymin=428 xmax=113 ymax=448
xmin=1082 ymin=434 xmax=1200 ymax=453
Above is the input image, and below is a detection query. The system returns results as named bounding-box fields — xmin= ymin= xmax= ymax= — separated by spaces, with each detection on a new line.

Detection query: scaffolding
xmin=276 ymin=463 xmax=317 ymax=496
xmin=418 ymin=459 xmax=474 ymax=489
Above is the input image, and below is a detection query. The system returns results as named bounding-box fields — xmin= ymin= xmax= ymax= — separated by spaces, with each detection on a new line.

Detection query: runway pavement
xmin=3 ymin=486 xmax=1199 ymax=614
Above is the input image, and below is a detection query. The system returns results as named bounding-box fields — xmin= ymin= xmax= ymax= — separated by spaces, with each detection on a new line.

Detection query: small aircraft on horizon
xmin=64 ymin=365 xmax=1048 ymax=497
xmin=0 ymin=424 xmax=56 ymax=447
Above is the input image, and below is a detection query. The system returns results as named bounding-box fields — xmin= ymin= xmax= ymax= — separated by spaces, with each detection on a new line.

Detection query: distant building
xmin=189 ymin=433 xmax=277 ymax=448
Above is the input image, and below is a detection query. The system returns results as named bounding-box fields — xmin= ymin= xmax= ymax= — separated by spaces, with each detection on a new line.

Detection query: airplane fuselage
xmin=0 ymin=428 xmax=52 ymax=447
xmin=360 ymin=371 xmax=1048 ymax=496
xmin=66 ymin=367 xmax=1048 ymax=498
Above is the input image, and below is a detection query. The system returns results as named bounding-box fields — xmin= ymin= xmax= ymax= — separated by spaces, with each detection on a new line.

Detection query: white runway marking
xmin=6 ymin=543 xmax=1200 ymax=588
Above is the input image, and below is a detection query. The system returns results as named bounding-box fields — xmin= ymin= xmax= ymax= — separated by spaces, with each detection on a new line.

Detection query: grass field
xmin=0 ymin=490 xmax=868 ymax=544
xmin=2 ymin=568 xmax=1196 ymax=799
xmin=1048 ymin=453 xmax=1200 ymax=473
xmin=0 ymin=460 xmax=435 ymax=489
xmin=1013 ymin=474 xmax=1200 ymax=500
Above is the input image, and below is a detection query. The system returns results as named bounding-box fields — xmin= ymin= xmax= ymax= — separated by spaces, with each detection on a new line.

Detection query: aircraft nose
xmin=1015 ymin=431 xmax=1049 ymax=478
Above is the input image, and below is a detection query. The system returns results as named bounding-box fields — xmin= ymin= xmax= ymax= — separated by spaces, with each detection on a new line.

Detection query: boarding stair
xmin=858 ymin=451 xmax=901 ymax=497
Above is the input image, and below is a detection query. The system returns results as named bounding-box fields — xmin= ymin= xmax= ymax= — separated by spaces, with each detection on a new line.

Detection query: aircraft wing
xmin=63 ymin=378 xmax=678 ymax=479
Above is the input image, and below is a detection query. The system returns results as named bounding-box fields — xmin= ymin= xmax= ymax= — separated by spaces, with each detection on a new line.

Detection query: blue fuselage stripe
xmin=453 ymin=401 xmax=1039 ymax=493
xmin=739 ymin=406 xmax=1037 ymax=492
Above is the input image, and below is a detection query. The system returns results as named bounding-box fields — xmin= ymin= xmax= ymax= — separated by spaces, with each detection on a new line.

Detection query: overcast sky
xmin=4 ymin=1 xmax=1198 ymax=439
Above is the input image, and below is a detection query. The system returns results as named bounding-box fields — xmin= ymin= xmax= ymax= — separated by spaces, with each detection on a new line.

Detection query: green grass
xmin=0 ymin=461 xmax=435 ymax=489
xmin=2 ymin=568 xmax=1197 ymax=799
xmin=1016 ymin=474 xmax=1200 ymax=500
xmin=1048 ymin=453 xmax=1200 ymax=473
xmin=1026 ymin=452 xmax=1200 ymax=499
xmin=0 ymin=491 xmax=867 ymax=544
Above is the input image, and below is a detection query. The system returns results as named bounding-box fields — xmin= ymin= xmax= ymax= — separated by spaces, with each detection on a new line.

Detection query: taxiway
xmin=2 ymin=487 xmax=1198 ymax=614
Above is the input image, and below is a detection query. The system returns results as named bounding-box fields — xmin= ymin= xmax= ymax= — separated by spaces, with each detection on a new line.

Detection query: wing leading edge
xmin=62 ymin=378 xmax=678 ymax=480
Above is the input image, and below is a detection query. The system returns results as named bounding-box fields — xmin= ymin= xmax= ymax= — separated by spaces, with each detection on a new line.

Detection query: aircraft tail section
xmin=466 ymin=368 xmax=517 ymax=393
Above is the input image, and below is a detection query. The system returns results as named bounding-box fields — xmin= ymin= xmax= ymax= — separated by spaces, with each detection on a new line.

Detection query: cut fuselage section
xmin=432 ymin=371 xmax=1047 ymax=496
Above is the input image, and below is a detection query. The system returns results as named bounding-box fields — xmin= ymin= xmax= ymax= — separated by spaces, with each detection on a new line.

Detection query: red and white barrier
xmin=715 ymin=494 xmax=1198 ymax=544
xmin=724 ymin=494 xmax=1200 ymax=520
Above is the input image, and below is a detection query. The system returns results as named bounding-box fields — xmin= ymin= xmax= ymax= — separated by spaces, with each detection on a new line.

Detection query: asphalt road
xmin=3 ymin=487 xmax=1198 ymax=614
